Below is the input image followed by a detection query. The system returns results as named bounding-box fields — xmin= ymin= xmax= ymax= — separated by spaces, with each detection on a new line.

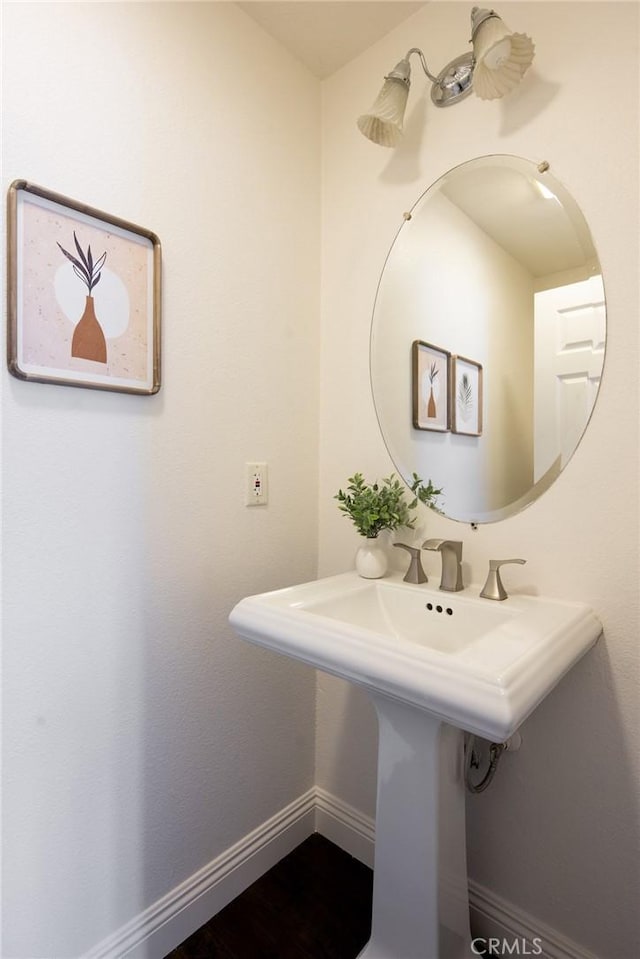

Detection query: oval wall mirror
xmin=370 ymin=155 xmax=605 ymax=524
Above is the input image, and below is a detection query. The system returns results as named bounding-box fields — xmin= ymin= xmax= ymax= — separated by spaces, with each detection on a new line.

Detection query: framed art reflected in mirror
xmin=452 ymin=355 xmax=482 ymax=436
xmin=412 ymin=340 xmax=450 ymax=432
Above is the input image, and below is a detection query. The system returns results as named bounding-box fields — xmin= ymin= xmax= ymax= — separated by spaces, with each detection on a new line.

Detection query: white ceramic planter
xmin=355 ymin=539 xmax=388 ymax=578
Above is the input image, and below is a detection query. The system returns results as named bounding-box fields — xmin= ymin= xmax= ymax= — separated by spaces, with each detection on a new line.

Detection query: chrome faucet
xmin=422 ymin=539 xmax=464 ymax=592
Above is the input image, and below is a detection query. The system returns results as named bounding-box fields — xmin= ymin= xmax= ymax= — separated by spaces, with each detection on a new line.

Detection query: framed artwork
xmin=7 ymin=180 xmax=161 ymax=394
xmin=412 ymin=340 xmax=451 ymax=432
xmin=452 ymin=355 xmax=483 ymax=436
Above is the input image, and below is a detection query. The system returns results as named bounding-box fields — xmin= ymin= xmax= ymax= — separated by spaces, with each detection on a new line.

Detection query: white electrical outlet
xmin=245 ymin=462 xmax=268 ymax=506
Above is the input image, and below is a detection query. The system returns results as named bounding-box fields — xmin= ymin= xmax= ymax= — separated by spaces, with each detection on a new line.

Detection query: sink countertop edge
xmin=228 ymin=575 xmax=603 ymax=742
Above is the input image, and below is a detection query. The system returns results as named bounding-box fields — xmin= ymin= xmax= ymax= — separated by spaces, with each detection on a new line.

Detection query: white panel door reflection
xmin=534 ymin=275 xmax=606 ymax=482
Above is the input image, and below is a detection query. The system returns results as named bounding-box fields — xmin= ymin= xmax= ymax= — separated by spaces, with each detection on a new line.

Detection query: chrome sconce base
xmin=430 ymin=52 xmax=475 ymax=108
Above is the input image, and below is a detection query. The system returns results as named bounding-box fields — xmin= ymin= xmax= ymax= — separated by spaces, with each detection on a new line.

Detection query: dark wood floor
xmin=164 ymin=833 xmax=373 ymax=959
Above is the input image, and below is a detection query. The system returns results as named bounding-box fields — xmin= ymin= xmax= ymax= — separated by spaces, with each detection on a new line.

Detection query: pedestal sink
xmin=229 ymin=572 xmax=601 ymax=959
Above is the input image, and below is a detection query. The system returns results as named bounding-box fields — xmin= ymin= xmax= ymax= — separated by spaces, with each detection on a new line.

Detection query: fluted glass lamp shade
xmin=471 ymin=6 xmax=535 ymax=100
xmin=357 ymin=71 xmax=410 ymax=147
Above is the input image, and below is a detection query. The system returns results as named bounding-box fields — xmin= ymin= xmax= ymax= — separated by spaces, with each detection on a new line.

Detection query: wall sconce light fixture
xmin=357 ymin=6 xmax=535 ymax=147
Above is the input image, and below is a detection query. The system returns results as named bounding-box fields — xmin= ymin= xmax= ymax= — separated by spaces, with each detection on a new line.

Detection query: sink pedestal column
xmin=359 ymin=693 xmax=473 ymax=959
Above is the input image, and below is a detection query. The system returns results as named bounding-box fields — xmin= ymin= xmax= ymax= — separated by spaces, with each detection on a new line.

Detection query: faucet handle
xmin=393 ymin=543 xmax=428 ymax=584
xmin=480 ymin=558 xmax=526 ymax=601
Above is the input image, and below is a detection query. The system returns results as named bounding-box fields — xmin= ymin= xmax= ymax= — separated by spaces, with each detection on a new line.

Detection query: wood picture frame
xmin=451 ymin=355 xmax=483 ymax=436
xmin=7 ymin=180 xmax=161 ymax=394
xmin=412 ymin=340 xmax=451 ymax=432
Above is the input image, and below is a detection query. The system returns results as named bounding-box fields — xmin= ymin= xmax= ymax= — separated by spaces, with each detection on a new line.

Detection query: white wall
xmin=1 ymin=3 xmax=320 ymax=956
xmin=318 ymin=3 xmax=639 ymax=957
xmin=371 ymin=188 xmax=534 ymax=519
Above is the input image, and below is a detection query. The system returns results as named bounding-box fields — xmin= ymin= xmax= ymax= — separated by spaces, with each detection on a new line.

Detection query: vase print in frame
xmin=7 ymin=180 xmax=161 ymax=394
xmin=412 ymin=340 xmax=450 ymax=432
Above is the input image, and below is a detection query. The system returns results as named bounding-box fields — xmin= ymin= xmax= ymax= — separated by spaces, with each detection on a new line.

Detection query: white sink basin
xmin=229 ymin=571 xmax=602 ymax=740
xmin=230 ymin=571 xmax=601 ymax=958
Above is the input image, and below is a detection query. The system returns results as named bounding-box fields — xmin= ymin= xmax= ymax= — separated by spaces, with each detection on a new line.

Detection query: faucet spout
xmin=422 ymin=539 xmax=464 ymax=592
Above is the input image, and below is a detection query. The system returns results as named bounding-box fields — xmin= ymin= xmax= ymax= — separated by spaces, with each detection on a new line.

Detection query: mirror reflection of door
xmin=534 ymin=276 xmax=605 ymax=482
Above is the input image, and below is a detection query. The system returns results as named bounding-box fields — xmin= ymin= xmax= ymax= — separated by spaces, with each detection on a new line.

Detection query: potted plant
xmin=335 ymin=472 xmax=442 ymax=578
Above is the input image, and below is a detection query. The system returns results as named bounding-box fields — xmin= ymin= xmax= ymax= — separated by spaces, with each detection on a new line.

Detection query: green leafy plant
xmin=335 ymin=472 xmax=443 ymax=539
xmin=57 ymin=232 xmax=107 ymax=294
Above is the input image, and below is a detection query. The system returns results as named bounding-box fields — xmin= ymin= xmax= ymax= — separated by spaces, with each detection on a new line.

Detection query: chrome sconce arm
xmin=388 ymin=48 xmax=439 ymax=87
xmin=383 ymin=46 xmax=475 ymax=108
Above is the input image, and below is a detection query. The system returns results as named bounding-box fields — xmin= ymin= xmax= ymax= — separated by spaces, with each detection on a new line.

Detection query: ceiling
xmin=236 ymin=4 xmax=586 ymax=280
xmin=237 ymin=1 xmax=427 ymax=78
xmin=441 ymin=164 xmax=597 ymax=280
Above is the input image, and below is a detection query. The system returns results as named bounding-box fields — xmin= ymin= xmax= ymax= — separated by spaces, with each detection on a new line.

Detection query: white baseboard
xmin=83 ymin=787 xmax=599 ymax=959
xmin=83 ymin=789 xmax=317 ymax=959
xmin=467 ymin=879 xmax=601 ymax=959
xmin=314 ymin=792 xmax=599 ymax=959
xmin=314 ymin=786 xmax=376 ymax=869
